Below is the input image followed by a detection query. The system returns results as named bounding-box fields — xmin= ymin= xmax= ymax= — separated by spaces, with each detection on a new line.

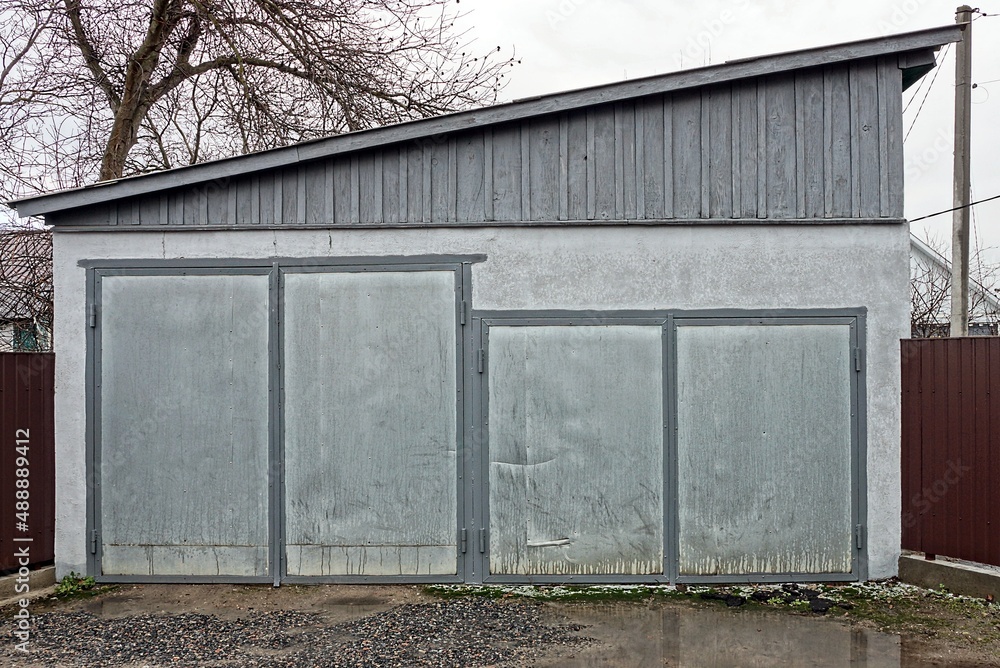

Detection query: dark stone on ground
xmin=809 ymin=598 xmax=836 ymax=614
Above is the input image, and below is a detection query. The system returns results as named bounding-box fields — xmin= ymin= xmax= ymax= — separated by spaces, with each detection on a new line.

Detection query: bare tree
xmin=0 ymin=224 xmax=52 ymax=351
xmin=910 ymin=233 xmax=1000 ymax=337
xmin=0 ymin=0 xmax=515 ymax=202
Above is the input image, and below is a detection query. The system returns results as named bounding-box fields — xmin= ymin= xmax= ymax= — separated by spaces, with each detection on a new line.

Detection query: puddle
xmin=540 ymin=603 xmax=907 ymax=667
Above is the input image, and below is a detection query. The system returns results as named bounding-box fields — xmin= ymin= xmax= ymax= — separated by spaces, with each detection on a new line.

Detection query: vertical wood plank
xmin=529 ymin=117 xmax=560 ymax=220
xmin=325 ymin=159 xmax=335 ymax=225
xmin=303 ymin=162 xmax=326 ymax=225
xmin=672 ymin=91 xmax=702 ymax=218
xmin=456 ymin=133 xmax=486 ymax=222
xmin=521 ymin=122 xmax=531 ymax=221
xmin=158 ymin=193 xmax=168 ymax=226
xmin=250 ymin=175 xmax=261 ymax=225
xmin=739 ymin=81 xmax=758 ymax=218
xmin=397 ymin=146 xmax=408 ymax=223
xmin=700 ymin=89 xmax=711 ymax=218
xmin=256 ymin=172 xmax=271 ymax=226
xmin=492 ymin=124 xmax=522 ymax=221
xmin=663 ymin=95 xmax=674 ymax=218
xmin=798 ymin=70 xmax=826 ymax=218
xmin=381 ymin=148 xmax=400 ymax=223
xmin=374 ymin=151 xmax=385 ymax=224
xmin=795 ymin=75 xmax=807 ymax=218
xmin=593 ymin=105 xmax=617 ymax=219
xmin=824 ymin=68 xmax=834 ymax=217
xmin=484 ymin=129 xmax=494 ymax=221
xmin=756 ymin=79 xmax=767 ymax=218
xmin=641 ymin=98 xmax=665 ymax=219
xmin=731 ymin=86 xmax=741 ymax=218
xmin=879 ymin=56 xmax=903 ymax=217
xmin=765 ymin=75 xmax=796 ymax=218
xmin=828 ymin=67 xmax=853 ymax=217
xmin=206 ymin=180 xmax=228 ymax=225
xmin=295 ymin=166 xmax=306 ymax=225
xmin=229 ymin=179 xmax=240 ymax=225
xmin=854 ymin=62 xmax=881 ymax=218
xmin=406 ymin=145 xmax=422 ymax=223
xmin=333 ymin=158 xmax=353 ymax=225
xmin=621 ymin=102 xmax=638 ymax=219
xmin=567 ymin=112 xmax=588 ymax=220
xmin=708 ymin=85 xmax=733 ymax=218
xmin=430 ymin=138 xmax=451 ymax=223
xmin=559 ymin=114 xmax=569 ymax=220
xmin=271 ymin=171 xmax=282 ymax=225
xmin=849 ymin=63 xmax=863 ymax=218
xmin=448 ymin=138 xmax=458 ymax=223
xmin=357 ymin=153 xmax=378 ymax=224
xmin=586 ymin=109 xmax=597 ymax=219
xmin=421 ymin=145 xmax=432 ymax=223
xmin=635 ymin=102 xmax=645 ymax=219
xmin=614 ymin=103 xmax=626 ymax=218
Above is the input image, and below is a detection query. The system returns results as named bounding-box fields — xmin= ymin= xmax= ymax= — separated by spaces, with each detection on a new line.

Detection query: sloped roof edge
xmin=10 ymin=24 xmax=962 ymax=219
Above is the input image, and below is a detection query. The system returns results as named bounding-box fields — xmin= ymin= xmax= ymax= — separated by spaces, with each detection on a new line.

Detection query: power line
xmin=909 ymin=193 xmax=1000 ymax=223
xmin=903 ymin=42 xmax=951 ymax=143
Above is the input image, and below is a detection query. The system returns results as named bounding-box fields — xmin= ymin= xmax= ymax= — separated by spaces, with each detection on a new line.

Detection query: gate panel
xmin=676 ymin=323 xmax=854 ymax=576
xmin=487 ymin=325 xmax=663 ymax=575
xmin=283 ymin=271 xmax=459 ymax=576
xmin=99 ymin=274 xmax=271 ymax=576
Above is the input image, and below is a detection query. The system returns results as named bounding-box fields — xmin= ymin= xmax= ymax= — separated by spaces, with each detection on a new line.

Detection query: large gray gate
xmin=89 ymin=261 xmax=864 ymax=583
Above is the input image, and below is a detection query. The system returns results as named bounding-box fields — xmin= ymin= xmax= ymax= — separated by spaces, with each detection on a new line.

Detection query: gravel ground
xmin=1 ymin=597 xmax=591 ymax=667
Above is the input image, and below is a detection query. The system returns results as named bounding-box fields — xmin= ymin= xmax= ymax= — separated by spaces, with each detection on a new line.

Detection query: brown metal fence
xmin=0 ymin=353 xmax=55 ymax=572
xmin=901 ymin=337 xmax=1000 ymax=568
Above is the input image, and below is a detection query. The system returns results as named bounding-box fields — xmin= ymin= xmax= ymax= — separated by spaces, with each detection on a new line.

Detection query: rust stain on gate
xmin=901 ymin=338 xmax=1000 ymax=568
xmin=0 ymin=353 xmax=55 ymax=571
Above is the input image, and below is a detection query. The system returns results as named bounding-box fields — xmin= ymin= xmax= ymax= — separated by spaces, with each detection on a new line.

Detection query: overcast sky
xmin=458 ymin=0 xmax=1000 ymax=264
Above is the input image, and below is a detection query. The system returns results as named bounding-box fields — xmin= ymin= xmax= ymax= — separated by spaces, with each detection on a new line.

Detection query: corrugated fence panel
xmin=99 ymin=274 xmax=270 ymax=576
xmin=0 ymin=353 xmax=55 ymax=572
xmin=283 ymin=271 xmax=459 ymax=576
xmin=49 ymin=58 xmax=904 ymax=228
xmin=677 ymin=324 xmax=854 ymax=575
xmin=901 ymin=338 xmax=1000 ymax=568
xmin=487 ymin=325 xmax=664 ymax=576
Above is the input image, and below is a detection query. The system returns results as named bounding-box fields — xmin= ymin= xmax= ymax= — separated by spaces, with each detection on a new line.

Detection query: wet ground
xmin=1 ymin=583 xmax=997 ymax=666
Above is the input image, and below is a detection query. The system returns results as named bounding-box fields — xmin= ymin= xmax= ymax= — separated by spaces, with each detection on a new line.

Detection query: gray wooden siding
xmin=54 ymin=58 xmax=904 ymax=229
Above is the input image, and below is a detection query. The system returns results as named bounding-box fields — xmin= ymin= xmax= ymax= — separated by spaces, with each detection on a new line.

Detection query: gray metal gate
xmin=282 ymin=269 xmax=461 ymax=577
xmin=673 ymin=318 xmax=861 ymax=581
xmin=96 ymin=271 xmax=272 ymax=577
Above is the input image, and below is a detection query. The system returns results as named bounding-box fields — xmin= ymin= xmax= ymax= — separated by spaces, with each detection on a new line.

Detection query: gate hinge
xmin=479 ymin=528 xmax=486 ymax=553
xmin=855 ymin=524 xmax=864 ymax=550
xmin=459 ymin=300 xmax=468 ymax=326
xmin=460 ymin=528 xmax=468 ymax=554
xmin=90 ymin=530 xmax=98 ymax=554
xmin=477 ymin=349 xmax=485 ymax=373
xmin=88 ymin=304 xmax=98 ymax=328
xmin=854 ymin=348 xmax=864 ymax=372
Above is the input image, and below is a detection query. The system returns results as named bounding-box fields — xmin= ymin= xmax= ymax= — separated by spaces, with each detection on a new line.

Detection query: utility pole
xmin=950 ymin=5 xmax=973 ymax=336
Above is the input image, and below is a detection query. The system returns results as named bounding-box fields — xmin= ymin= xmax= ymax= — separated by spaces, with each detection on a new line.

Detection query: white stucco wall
xmin=53 ymin=223 xmax=909 ymax=580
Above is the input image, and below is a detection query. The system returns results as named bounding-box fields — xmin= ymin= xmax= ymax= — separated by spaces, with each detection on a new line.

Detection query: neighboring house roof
xmin=8 ymin=25 xmax=961 ymax=220
xmin=910 ymin=233 xmax=1000 ymax=313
